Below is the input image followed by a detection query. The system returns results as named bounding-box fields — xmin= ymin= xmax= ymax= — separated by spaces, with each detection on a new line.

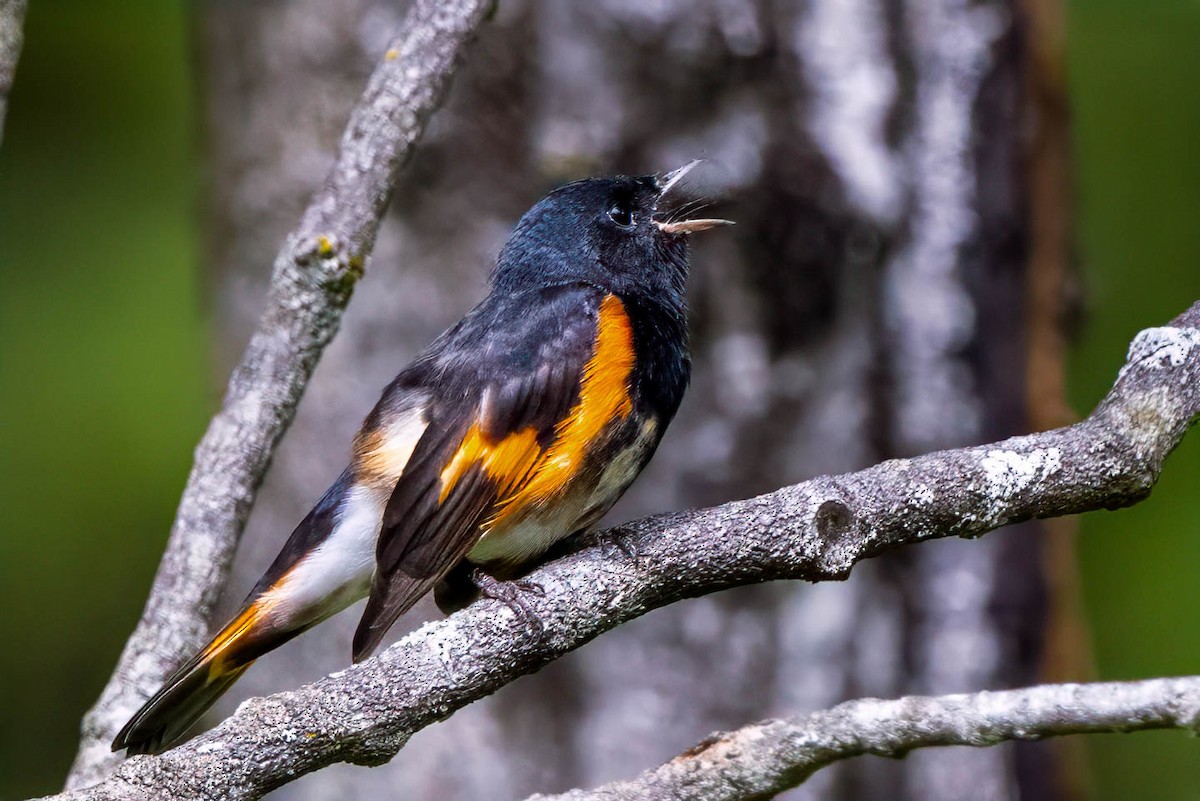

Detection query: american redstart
xmin=113 ymin=162 xmax=731 ymax=755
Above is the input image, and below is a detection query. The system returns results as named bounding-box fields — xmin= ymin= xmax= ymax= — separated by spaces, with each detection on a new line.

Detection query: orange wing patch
xmin=438 ymin=423 xmax=542 ymax=502
xmin=433 ymin=294 xmax=636 ymax=535
xmin=489 ymin=294 xmax=635 ymax=527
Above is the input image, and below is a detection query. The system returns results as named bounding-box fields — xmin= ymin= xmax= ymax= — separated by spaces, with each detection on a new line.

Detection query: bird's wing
xmin=351 ymin=284 xmax=637 ymax=660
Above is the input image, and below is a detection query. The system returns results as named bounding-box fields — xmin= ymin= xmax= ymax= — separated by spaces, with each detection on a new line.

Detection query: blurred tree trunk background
xmin=199 ymin=0 xmax=1070 ymax=798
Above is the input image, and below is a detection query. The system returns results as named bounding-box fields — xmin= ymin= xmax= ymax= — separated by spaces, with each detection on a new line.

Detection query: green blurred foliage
xmin=0 ymin=0 xmax=1198 ymax=797
xmin=1068 ymin=0 xmax=1200 ymax=796
xmin=0 ymin=1 xmax=205 ymax=796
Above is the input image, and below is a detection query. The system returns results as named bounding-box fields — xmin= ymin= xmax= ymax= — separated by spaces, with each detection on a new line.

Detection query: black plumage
xmin=113 ymin=164 xmax=728 ymax=755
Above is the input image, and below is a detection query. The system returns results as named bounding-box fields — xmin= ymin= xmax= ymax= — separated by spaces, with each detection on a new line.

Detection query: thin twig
xmin=64 ymin=0 xmax=493 ymax=789
xmin=43 ymin=302 xmax=1200 ymax=800
xmin=531 ymin=677 xmax=1200 ymax=800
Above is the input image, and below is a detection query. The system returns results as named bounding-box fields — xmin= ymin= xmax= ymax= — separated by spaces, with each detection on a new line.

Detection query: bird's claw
xmin=470 ymin=568 xmax=545 ymax=638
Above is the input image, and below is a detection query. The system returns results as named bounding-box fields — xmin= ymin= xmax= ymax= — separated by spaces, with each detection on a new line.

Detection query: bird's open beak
xmin=654 ymin=161 xmax=734 ymax=235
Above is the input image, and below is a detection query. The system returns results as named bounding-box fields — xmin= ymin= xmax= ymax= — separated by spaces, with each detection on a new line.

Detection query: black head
xmin=490 ymin=163 xmax=731 ymax=306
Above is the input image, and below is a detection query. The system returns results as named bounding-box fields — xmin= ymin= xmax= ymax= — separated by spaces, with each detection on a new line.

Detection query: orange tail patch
xmin=200 ymin=598 xmax=274 ymax=678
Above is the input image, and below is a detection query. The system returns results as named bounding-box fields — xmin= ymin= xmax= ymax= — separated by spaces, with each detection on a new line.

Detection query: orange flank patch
xmin=435 ymin=294 xmax=636 ymax=533
xmin=489 ymin=294 xmax=635 ymax=527
xmin=439 ymin=424 xmax=541 ymax=502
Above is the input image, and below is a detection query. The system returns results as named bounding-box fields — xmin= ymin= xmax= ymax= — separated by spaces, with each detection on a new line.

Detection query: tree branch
xmin=45 ymin=301 xmax=1200 ymax=800
xmin=64 ymin=0 xmax=493 ymax=789
xmin=530 ymin=676 xmax=1200 ymax=800
xmin=0 ymin=0 xmax=28 ymax=147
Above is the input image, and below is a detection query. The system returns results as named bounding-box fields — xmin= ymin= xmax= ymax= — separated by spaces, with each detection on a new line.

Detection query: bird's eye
xmin=607 ymin=203 xmax=635 ymax=229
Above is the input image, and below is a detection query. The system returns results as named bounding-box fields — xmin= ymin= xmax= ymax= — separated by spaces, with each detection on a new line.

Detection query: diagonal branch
xmin=0 ymin=0 xmax=28 ymax=147
xmin=64 ymin=0 xmax=493 ymax=789
xmin=530 ymin=676 xmax=1200 ymax=800
xmin=43 ymin=300 xmax=1200 ymax=800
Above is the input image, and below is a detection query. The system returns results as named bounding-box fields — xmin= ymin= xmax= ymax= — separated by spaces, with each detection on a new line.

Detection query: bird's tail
xmin=112 ymin=597 xmax=305 ymax=755
xmin=114 ymin=470 xmax=377 ymax=754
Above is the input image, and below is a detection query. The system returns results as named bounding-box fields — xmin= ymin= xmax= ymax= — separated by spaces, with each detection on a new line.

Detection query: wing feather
xmin=351 ymin=284 xmax=611 ymax=661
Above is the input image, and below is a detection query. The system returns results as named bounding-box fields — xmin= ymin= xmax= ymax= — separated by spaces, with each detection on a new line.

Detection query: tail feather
xmin=112 ymin=601 xmax=299 ymax=755
xmin=112 ymin=657 xmax=252 ymax=755
xmin=114 ymin=471 xmax=380 ymax=754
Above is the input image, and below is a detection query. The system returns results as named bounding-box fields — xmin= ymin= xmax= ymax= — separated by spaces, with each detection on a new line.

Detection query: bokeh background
xmin=1 ymin=0 xmax=1198 ymax=798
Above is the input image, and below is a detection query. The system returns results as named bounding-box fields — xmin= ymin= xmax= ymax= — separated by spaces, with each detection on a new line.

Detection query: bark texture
xmin=533 ymin=677 xmax=1200 ymax=801
xmin=188 ymin=0 xmax=1056 ymax=798
xmin=64 ymin=0 xmax=492 ymax=788
xmin=0 ymin=0 xmax=27 ymax=146
xmin=41 ymin=302 xmax=1200 ymax=801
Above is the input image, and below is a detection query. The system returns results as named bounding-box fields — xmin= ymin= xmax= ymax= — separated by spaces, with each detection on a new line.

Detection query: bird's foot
xmin=470 ymin=568 xmax=545 ymax=638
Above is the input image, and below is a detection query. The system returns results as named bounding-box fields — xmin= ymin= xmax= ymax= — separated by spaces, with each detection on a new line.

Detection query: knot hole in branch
xmin=815 ymin=499 xmax=854 ymax=544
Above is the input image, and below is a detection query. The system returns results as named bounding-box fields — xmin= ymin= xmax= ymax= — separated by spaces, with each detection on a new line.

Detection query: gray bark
xmin=872 ymin=3 xmax=1037 ymax=797
xmin=190 ymin=0 xmax=1047 ymax=798
xmin=0 ymin=0 xmax=27 ymax=146
xmin=41 ymin=302 xmax=1200 ymax=801
xmin=533 ymin=677 xmax=1200 ymax=801
xmin=64 ymin=0 xmax=492 ymax=788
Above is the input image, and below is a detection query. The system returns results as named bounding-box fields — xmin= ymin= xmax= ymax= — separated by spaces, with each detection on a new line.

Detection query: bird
xmin=112 ymin=162 xmax=731 ymax=755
